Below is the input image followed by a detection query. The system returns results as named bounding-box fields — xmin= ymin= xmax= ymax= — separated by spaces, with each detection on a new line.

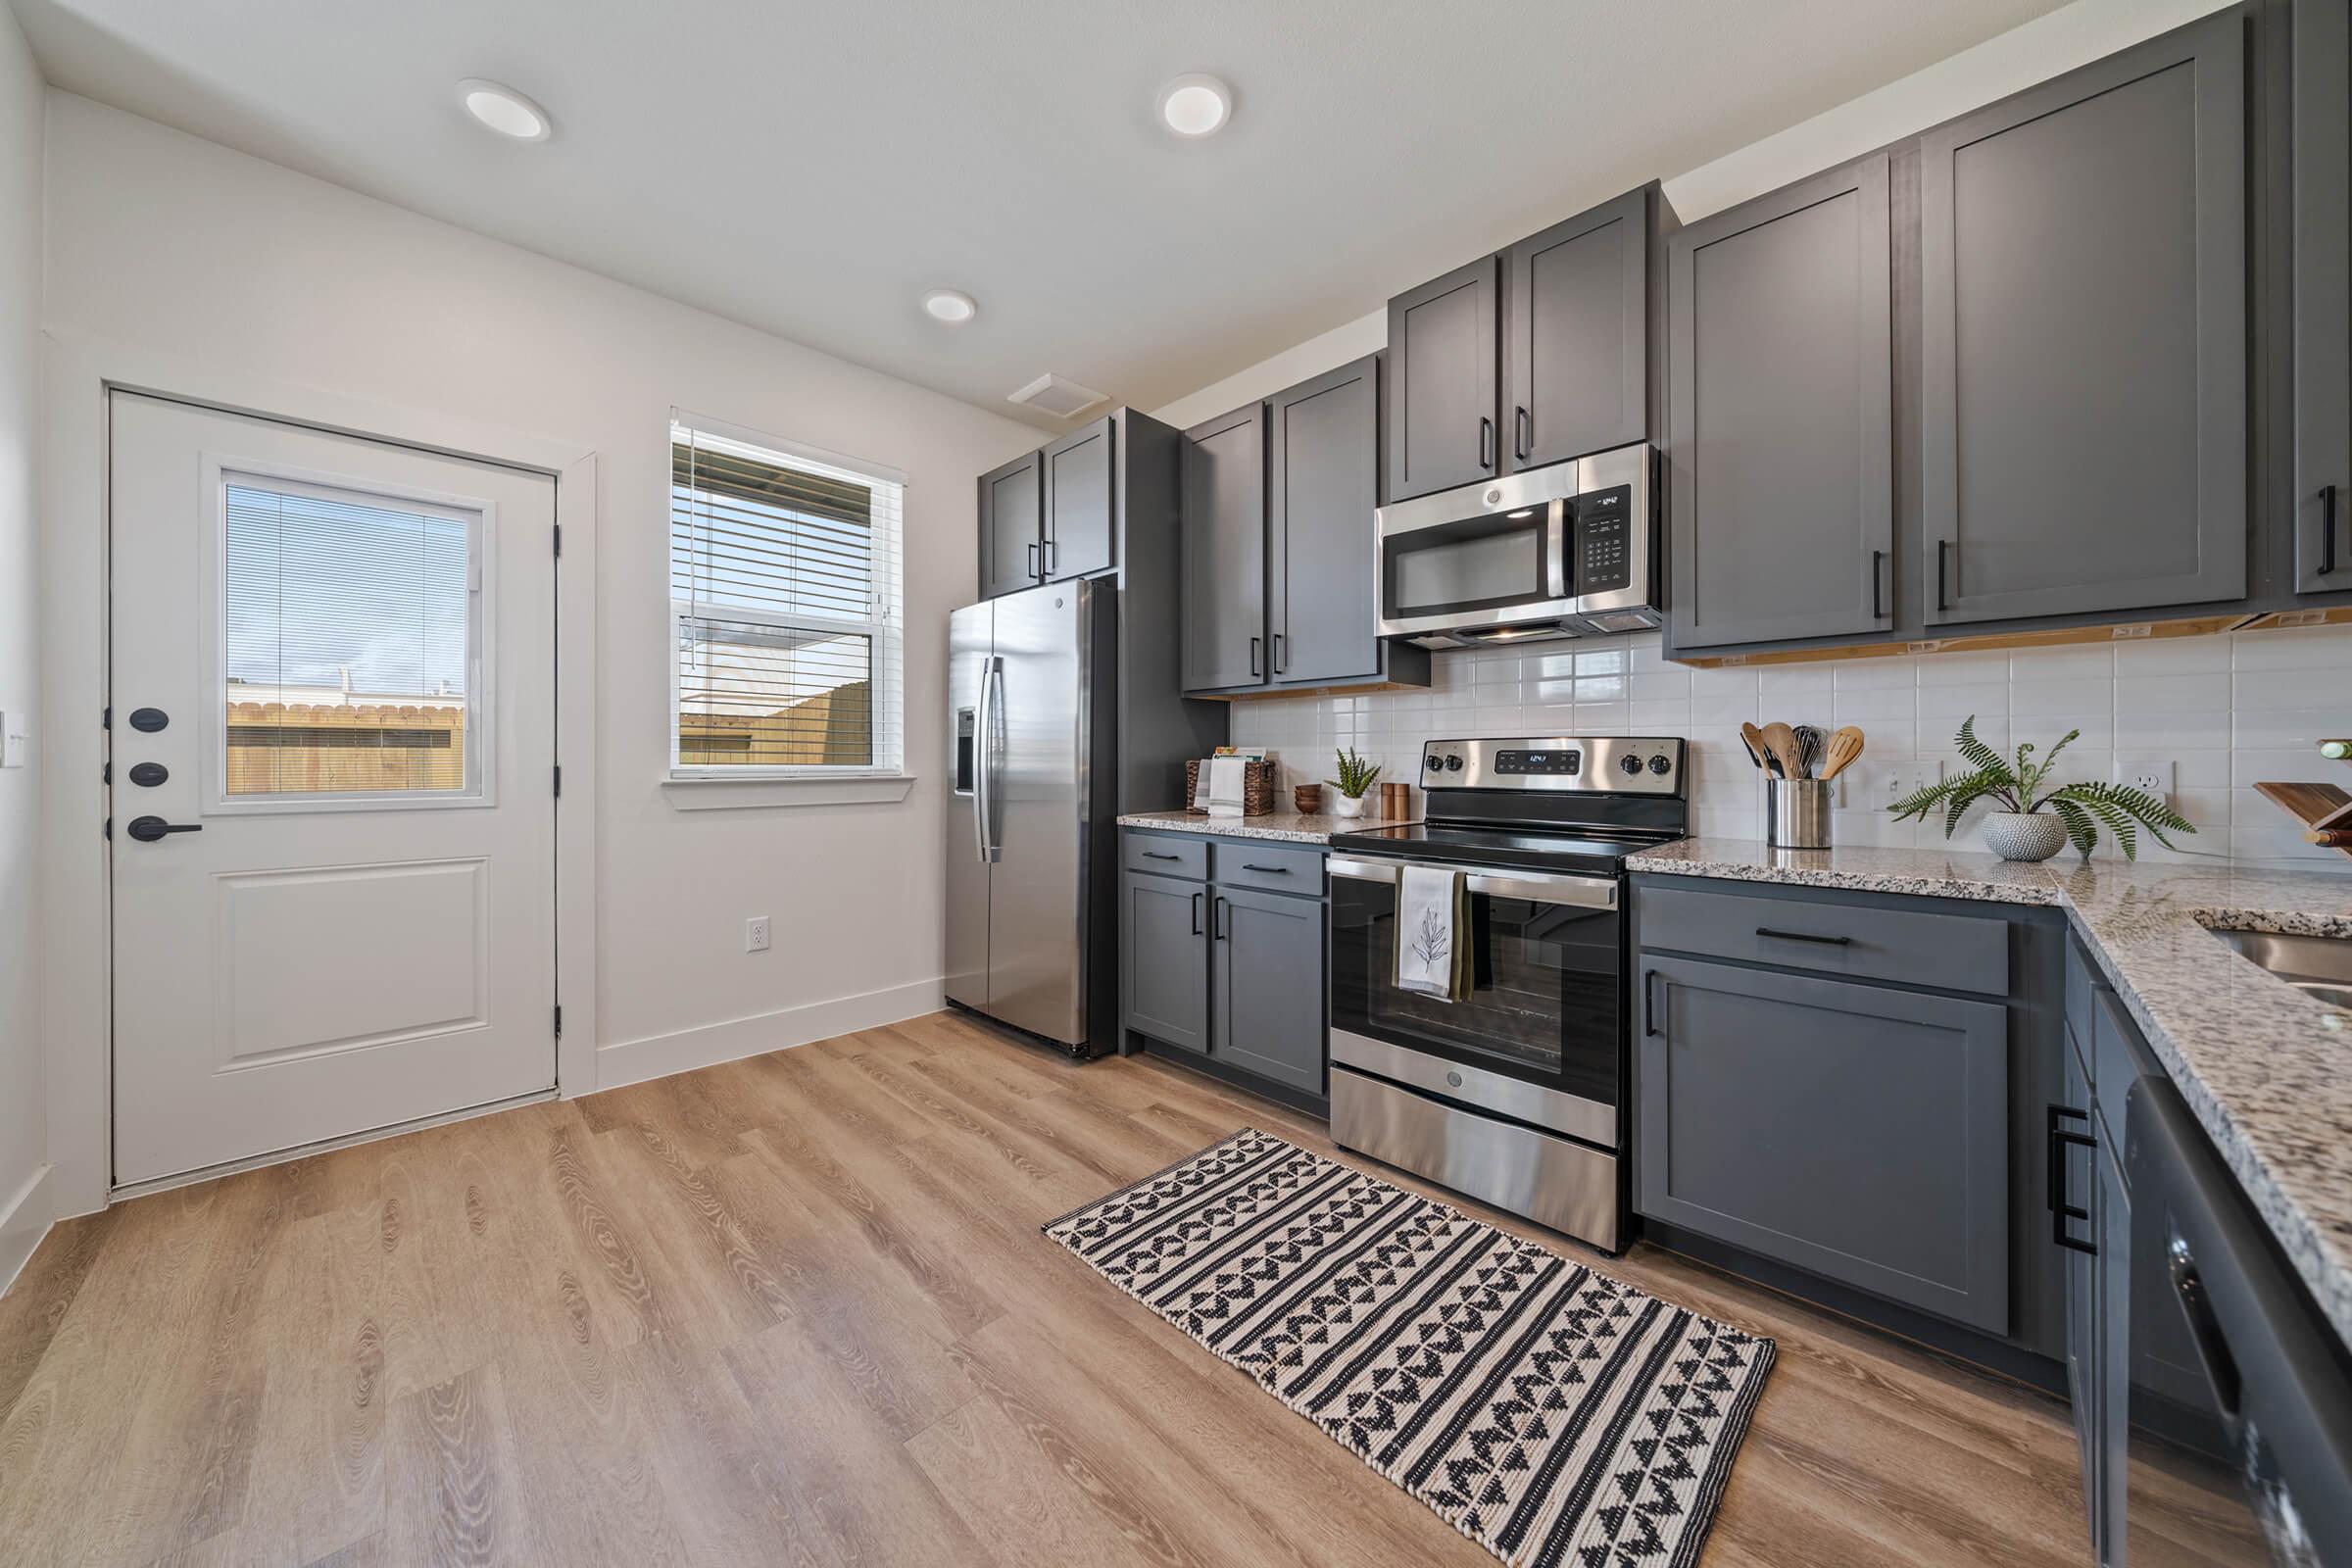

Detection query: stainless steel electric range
xmin=1324 ymin=735 xmax=1688 ymax=1252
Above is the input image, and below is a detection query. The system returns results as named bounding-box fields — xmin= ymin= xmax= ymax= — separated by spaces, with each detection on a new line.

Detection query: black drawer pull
xmin=1192 ymin=891 xmax=1203 ymax=936
xmin=1240 ymin=863 xmax=1290 ymax=874
xmin=1756 ymin=927 xmax=1851 ymax=947
xmin=1140 ymin=850 xmax=1180 ymax=860
xmin=2046 ymin=1104 xmax=2097 ymax=1255
xmin=1643 ymin=970 xmax=1662 ymax=1036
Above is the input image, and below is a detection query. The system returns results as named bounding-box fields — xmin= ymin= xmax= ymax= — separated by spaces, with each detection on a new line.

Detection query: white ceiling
xmin=11 ymin=0 xmax=2064 ymax=428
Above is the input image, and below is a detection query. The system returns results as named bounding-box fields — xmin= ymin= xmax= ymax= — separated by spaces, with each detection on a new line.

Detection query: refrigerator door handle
xmin=974 ymin=654 xmax=1004 ymax=862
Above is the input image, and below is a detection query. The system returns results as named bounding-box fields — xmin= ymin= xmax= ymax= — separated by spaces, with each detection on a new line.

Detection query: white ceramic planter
xmin=1332 ymin=793 xmax=1368 ymax=818
xmin=1983 ymin=810 xmax=2067 ymax=862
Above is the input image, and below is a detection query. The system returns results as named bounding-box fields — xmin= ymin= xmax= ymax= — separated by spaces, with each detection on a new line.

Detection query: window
xmin=669 ymin=416 xmax=905 ymax=779
xmin=220 ymin=475 xmax=483 ymax=801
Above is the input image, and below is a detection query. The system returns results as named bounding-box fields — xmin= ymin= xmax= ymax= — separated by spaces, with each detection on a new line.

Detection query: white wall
xmin=0 ymin=1 xmax=47 ymax=1285
xmin=40 ymin=93 xmax=1043 ymax=1093
xmin=1163 ymin=0 xmax=2352 ymax=871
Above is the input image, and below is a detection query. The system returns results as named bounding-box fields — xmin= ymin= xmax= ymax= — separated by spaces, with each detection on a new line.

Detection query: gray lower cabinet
xmin=1121 ymin=869 xmax=1209 ymax=1055
xmin=1043 ymin=416 xmax=1115 ymax=582
xmin=1665 ymin=154 xmax=1894 ymax=651
xmin=2058 ymin=1037 xmax=2103 ymax=1549
xmin=1637 ymin=954 xmax=2012 ymax=1334
xmin=1179 ymin=403 xmax=1268 ymax=691
xmin=1920 ymin=10 xmax=2248 ymax=624
xmin=1210 ymin=885 xmax=1325 ymax=1096
xmin=1387 ymin=255 xmax=1500 ymax=503
xmin=978 ymin=451 xmax=1043 ymax=600
xmin=2295 ymin=0 xmax=2352 ymax=594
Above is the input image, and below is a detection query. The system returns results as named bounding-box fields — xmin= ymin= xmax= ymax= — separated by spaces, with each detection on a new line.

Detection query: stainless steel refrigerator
xmin=946 ymin=577 xmax=1117 ymax=1054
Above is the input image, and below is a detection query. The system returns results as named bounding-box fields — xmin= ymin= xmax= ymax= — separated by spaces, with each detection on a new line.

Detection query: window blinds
xmin=669 ymin=417 xmax=905 ymax=774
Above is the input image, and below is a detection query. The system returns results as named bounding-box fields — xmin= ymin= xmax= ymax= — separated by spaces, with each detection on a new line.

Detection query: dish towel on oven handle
xmin=1395 ymin=863 xmax=1469 ymax=1001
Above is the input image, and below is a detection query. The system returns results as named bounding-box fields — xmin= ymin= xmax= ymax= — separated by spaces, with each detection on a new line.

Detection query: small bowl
xmin=1293 ymin=784 xmax=1324 ymax=814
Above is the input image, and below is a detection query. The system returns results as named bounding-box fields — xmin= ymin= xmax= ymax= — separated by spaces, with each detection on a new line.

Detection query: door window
xmin=218 ymin=472 xmax=485 ymax=805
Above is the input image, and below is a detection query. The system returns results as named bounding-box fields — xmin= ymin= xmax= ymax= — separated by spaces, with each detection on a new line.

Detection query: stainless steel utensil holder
xmin=1766 ymin=778 xmax=1832 ymax=850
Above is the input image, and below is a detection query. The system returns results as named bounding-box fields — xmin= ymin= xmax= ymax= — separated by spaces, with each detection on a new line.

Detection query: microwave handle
xmin=1546 ymin=501 xmax=1569 ymax=601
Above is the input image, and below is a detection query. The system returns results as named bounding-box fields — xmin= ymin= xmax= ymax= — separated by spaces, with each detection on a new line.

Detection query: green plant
xmin=1329 ymin=746 xmax=1381 ymax=799
xmin=1887 ymin=716 xmax=2193 ymax=860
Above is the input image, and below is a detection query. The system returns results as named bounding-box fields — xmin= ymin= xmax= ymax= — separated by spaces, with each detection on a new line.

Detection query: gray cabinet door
xmin=2296 ymin=0 xmax=2352 ymax=593
xmin=1042 ymin=416 xmax=1114 ymax=581
xmin=1666 ymin=155 xmax=1894 ymax=651
xmin=1180 ymin=403 xmax=1268 ymax=692
xmin=2060 ymin=1045 xmax=2102 ymax=1548
xmin=1211 ymin=886 xmax=1324 ymax=1096
xmin=1921 ymin=13 xmax=2247 ymax=624
xmin=978 ymin=452 xmax=1042 ymax=600
xmin=1269 ymin=356 xmax=1381 ymax=687
xmin=1637 ymin=954 xmax=2011 ymax=1333
xmin=1386 ymin=254 xmax=1499 ymax=503
xmin=1505 ymin=188 xmax=1649 ymax=472
xmin=1122 ymin=870 xmax=1209 ymax=1055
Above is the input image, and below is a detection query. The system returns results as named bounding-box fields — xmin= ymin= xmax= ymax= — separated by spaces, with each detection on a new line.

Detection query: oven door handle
xmin=1326 ymin=857 xmax=1617 ymax=909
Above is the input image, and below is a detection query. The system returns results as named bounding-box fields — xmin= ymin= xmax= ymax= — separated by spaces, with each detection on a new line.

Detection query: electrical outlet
xmin=0 ymin=710 xmax=24 ymax=769
xmin=2115 ymin=757 xmax=2175 ymax=801
xmin=745 ymin=916 xmax=770 ymax=954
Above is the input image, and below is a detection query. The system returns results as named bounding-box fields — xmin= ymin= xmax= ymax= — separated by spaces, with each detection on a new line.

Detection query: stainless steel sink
xmin=2207 ymin=928 xmax=2352 ymax=1009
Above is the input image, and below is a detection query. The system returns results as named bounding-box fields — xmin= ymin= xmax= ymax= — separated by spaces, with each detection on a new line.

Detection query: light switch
xmin=0 ymin=711 xmax=25 ymax=769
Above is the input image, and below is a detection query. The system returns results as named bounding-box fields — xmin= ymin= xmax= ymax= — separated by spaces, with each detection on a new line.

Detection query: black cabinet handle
xmin=1756 ymin=927 xmax=1851 ymax=947
xmin=125 ymin=816 xmax=202 ymax=844
xmin=1043 ymin=535 xmax=1056 ymax=576
xmin=1271 ymin=632 xmax=1285 ymax=674
xmin=1936 ymin=539 xmax=1954 ymax=612
xmin=1249 ymin=636 xmax=1261 ymax=678
xmin=1241 ymin=863 xmax=1290 ymax=874
xmin=2046 ymin=1104 xmax=2097 ymax=1255
xmin=1213 ymin=897 xmax=1229 ymax=941
xmin=1478 ymin=416 xmax=1494 ymax=471
xmin=1871 ymin=549 xmax=1886 ymax=619
xmin=1192 ymin=891 xmax=1203 ymax=936
xmin=1027 ymin=541 xmax=1040 ymax=580
xmin=1514 ymin=406 xmax=1531 ymax=462
xmin=1141 ymin=850 xmax=1180 ymax=860
xmin=1643 ymin=970 xmax=1662 ymax=1036
xmin=2323 ymin=483 xmax=2341 ymax=576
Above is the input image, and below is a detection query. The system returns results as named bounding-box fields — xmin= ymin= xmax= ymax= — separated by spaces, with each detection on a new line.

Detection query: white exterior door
xmin=109 ymin=393 xmax=559 ymax=1187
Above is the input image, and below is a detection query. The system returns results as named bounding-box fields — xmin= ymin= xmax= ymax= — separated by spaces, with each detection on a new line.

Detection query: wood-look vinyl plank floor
xmin=0 ymin=1011 xmax=2091 ymax=1567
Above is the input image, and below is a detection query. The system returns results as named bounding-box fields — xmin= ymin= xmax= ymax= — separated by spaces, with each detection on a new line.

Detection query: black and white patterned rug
xmin=1044 ymin=1128 xmax=1776 ymax=1568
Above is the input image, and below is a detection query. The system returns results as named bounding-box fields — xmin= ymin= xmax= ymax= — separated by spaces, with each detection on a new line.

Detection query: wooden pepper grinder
xmin=1380 ymin=781 xmax=1410 ymax=821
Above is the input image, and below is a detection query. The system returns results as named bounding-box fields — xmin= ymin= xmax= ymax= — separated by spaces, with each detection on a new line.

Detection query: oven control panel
xmin=1419 ymin=737 xmax=1683 ymax=795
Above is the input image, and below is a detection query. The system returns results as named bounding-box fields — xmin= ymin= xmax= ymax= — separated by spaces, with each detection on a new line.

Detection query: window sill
xmin=661 ymin=773 xmax=917 ymax=810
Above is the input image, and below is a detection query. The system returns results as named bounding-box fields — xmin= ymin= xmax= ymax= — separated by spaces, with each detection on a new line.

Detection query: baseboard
xmin=592 ymin=977 xmax=947 ymax=1092
xmin=0 ymin=1161 xmax=57 ymax=1302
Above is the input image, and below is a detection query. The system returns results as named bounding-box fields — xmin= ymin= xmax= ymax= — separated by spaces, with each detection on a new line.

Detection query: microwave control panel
xmin=1573 ymin=485 xmax=1635 ymax=595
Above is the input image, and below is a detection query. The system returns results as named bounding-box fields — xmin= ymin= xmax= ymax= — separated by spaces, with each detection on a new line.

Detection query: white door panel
xmin=110 ymin=393 xmax=557 ymax=1185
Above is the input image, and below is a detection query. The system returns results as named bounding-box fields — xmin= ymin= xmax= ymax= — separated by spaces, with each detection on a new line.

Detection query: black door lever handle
xmin=126 ymin=816 xmax=203 ymax=843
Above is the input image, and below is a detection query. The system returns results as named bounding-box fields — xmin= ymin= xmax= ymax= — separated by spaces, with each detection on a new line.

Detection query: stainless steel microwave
xmin=1375 ymin=442 xmax=1657 ymax=648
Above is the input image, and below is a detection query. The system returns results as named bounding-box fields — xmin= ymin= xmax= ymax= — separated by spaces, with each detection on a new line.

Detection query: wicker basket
xmin=1184 ymin=758 xmax=1277 ymax=817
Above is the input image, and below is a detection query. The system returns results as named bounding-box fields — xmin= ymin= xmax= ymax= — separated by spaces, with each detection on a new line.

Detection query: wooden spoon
xmin=1818 ymin=726 xmax=1867 ymax=782
xmin=1738 ymin=722 xmax=1771 ymax=773
xmin=1759 ymin=721 xmax=1805 ymax=782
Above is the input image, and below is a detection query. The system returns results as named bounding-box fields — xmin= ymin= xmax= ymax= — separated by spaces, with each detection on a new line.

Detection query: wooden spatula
xmin=1759 ymin=722 xmax=1805 ymax=781
xmin=1738 ymin=722 xmax=1771 ymax=773
xmin=1818 ymin=726 xmax=1866 ymax=782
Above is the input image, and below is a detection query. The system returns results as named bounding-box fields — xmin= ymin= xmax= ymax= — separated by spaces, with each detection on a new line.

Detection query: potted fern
xmin=1889 ymin=717 xmax=2193 ymax=861
xmin=1329 ymin=747 xmax=1382 ymax=818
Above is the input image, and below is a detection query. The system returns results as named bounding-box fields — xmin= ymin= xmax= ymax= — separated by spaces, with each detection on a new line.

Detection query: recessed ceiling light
xmin=457 ymin=78 xmax=551 ymax=142
xmin=1155 ymin=74 xmax=1232 ymax=138
xmin=922 ymin=288 xmax=978 ymax=323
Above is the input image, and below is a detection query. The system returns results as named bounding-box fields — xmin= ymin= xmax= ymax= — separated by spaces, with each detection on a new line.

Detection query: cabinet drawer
xmin=1121 ymin=832 xmax=1207 ymax=880
xmin=1210 ymin=841 xmax=1325 ymax=895
xmin=1640 ymin=883 xmax=2007 ymax=995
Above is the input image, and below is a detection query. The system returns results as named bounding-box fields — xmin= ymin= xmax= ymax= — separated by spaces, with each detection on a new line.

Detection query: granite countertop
xmin=1116 ymin=808 xmax=1418 ymax=844
xmin=1631 ymin=837 xmax=2352 ymax=1348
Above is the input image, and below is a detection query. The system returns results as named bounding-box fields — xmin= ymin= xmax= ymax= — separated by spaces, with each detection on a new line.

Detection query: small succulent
xmin=1888 ymin=716 xmax=2192 ymax=860
xmin=1330 ymin=746 xmax=1382 ymax=800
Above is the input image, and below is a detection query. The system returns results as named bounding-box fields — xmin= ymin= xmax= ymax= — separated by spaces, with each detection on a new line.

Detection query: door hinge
xmin=553 ymin=763 xmax=563 ymax=798
xmin=554 ymin=1004 xmax=564 ymax=1039
xmin=553 ymin=524 xmax=563 ymax=558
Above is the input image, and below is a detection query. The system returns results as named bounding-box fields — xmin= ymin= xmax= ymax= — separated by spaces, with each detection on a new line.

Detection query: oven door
xmin=1327 ymin=856 xmax=1622 ymax=1147
xmin=1376 ymin=469 xmax=1579 ymax=640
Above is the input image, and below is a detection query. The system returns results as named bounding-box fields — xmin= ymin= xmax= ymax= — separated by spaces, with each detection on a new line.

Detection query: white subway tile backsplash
xmin=1216 ymin=623 xmax=2351 ymax=869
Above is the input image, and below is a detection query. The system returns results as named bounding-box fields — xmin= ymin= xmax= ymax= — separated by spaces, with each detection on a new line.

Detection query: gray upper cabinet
xmin=2296 ymin=0 xmax=2352 ymax=593
xmin=1180 ymin=403 xmax=1269 ymax=691
xmin=1505 ymin=187 xmax=1651 ymax=472
xmin=1268 ymin=357 xmax=1382 ymax=686
xmin=1637 ymin=953 xmax=2011 ymax=1333
xmin=1212 ymin=885 xmax=1325 ymax=1096
xmin=1666 ymin=155 xmax=1895 ymax=651
xmin=1387 ymin=255 xmax=1500 ymax=503
xmin=1921 ymin=12 xmax=2248 ymax=625
xmin=1043 ymin=416 xmax=1115 ymax=581
xmin=1121 ymin=869 xmax=1209 ymax=1056
xmin=977 ymin=451 xmax=1043 ymax=600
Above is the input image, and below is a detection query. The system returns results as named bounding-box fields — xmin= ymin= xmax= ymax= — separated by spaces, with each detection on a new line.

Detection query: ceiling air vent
xmin=1007 ymin=372 xmax=1110 ymax=420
